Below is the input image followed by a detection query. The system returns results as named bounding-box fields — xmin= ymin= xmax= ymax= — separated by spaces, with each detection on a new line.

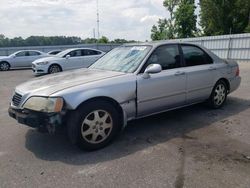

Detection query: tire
xmin=0 ymin=62 xmax=10 ymax=71
xmin=67 ymin=100 xmax=121 ymax=150
xmin=48 ymin=64 xmax=62 ymax=74
xmin=208 ymin=80 xmax=228 ymax=109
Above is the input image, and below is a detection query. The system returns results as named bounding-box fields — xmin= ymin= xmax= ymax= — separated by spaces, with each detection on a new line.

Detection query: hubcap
xmin=81 ymin=110 xmax=113 ymax=144
xmin=214 ymin=84 xmax=226 ymax=106
xmin=0 ymin=63 xmax=9 ymax=71
xmin=50 ymin=66 xmax=60 ymax=73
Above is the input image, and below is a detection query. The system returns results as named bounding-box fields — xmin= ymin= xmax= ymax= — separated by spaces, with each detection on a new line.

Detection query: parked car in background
xmin=0 ymin=50 xmax=49 ymax=71
xmin=8 ymin=42 xmax=241 ymax=150
xmin=47 ymin=50 xmax=62 ymax=55
xmin=32 ymin=48 xmax=105 ymax=75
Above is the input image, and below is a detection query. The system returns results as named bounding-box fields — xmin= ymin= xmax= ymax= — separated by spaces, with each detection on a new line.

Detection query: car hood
xmin=33 ymin=56 xmax=62 ymax=63
xmin=0 ymin=56 xmax=8 ymax=60
xmin=16 ymin=68 xmax=125 ymax=96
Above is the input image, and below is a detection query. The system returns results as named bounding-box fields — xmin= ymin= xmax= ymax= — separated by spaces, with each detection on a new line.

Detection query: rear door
xmin=26 ymin=51 xmax=43 ymax=66
xmin=137 ymin=44 xmax=187 ymax=117
xmin=180 ymin=44 xmax=217 ymax=103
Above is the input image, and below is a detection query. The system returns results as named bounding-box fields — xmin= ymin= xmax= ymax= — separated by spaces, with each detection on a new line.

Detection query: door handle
xmin=209 ymin=66 xmax=216 ymax=71
xmin=175 ymin=71 xmax=185 ymax=76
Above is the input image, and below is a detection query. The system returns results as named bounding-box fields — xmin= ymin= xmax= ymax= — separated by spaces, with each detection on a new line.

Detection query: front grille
xmin=12 ymin=92 xmax=22 ymax=106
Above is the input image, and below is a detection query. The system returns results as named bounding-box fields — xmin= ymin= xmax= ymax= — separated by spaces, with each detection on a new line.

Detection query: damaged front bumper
xmin=8 ymin=106 xmax=64 ymax=133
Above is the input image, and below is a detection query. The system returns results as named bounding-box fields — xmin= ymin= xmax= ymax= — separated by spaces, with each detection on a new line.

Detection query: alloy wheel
xmin=81 ymin=110 xmax=113 ymax=144
xmin=0 ymin=62 xmax=9 ymax=71
xmin=49 ymin=65 xmax=61 ymax=73
xmin=214 ymin=84 xmax=226 ymax=106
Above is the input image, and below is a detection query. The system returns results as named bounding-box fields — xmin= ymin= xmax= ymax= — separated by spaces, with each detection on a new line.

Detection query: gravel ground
xmin=0 ymin=64 xmax=250 ymax=188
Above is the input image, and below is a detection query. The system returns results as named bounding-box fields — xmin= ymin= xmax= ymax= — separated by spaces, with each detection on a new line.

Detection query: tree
xmin=151 ymin=19 xmax=169 ymax=40
xmin=98 ymin=36 xmax=109 ymax=43
xmin=163 ymin=0 xmax=179 ymax=38
xmin=151 ymin=0 xmax=198 ymax=40
xmin=200 ymin=0 xmax=250 ymax=35
xmin=151 ymin=0 xmax=179 ymax=40
xmin=175 ymin=0 xmax=197 ymax=38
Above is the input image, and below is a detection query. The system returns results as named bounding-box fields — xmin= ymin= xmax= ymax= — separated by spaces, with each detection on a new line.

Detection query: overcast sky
xmin=0 ymin=0 xmax=199 ymax=41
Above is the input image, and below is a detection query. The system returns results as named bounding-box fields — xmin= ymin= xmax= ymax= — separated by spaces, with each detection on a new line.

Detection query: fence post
xmin=227 ymin=37 xmax=232 ymax=59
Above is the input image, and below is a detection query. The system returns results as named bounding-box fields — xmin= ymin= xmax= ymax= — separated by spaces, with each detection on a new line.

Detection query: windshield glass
xmin=56 ymin=49 xmax=73 ymax=57
xmin=89 ymin=45 xmax=151 ymax=73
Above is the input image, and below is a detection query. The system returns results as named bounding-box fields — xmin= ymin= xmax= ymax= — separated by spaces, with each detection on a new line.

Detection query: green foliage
xmin=151 ymin=0 xmax=179 ymax=40
xmin=245 ymin=24 xmax=250 ymax=33
xmin=98 ymin=36 xmax=109 ymax=43
xmin=175 ymin=0 xmax=197 ymax=38
xmin=111 ymin=38 xmax=135 ymax=43
xmin=0 ymin=35 xmax=138 ymax=47
xmin=200 ymin=0 xmax=250 ymax=35
xmin=0 ymin=35 xmax=83 ymax=47
xmin=151 ymin=0 xmax=197 ymax=40
xmin=151 ymin=19 xmax=170 ymax=40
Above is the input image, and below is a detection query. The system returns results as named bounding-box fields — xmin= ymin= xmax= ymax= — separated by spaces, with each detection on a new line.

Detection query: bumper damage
xmin=8 ymin=107 xmax=63 ymax=133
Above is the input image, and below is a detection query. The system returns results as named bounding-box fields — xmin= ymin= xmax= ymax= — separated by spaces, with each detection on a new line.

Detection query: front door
xmin=137 ymin=44 xmax=186 ymax=117
xmin=64 ymin=50 xmax=84 ymax=70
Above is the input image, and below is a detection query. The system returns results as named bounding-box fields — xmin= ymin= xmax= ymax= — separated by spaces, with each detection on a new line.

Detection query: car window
xmin=181 ymin=45 xmax=213 ymax=66
xmin=67 ymin=50 xmax=82 ymax=57
xmin=142 ymin=44 xmax=181 ymax=72
xmin=29 ymin=51 xmax=41 ymax=56
xmin=83 ymin=49 xmax=101 ymax=56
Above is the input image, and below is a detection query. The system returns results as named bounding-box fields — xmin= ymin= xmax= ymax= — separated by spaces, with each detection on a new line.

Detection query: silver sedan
xmin=8 ymin=42 xmax=241 ymax=150
xmin=0 ymin=50 xmax=49 ymax=71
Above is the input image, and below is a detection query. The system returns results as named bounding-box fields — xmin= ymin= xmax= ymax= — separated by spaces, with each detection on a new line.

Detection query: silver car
xmin=0 ymin=50 xmax=49 ymax=71
xmin=8 ymin=42 xmax=241 ymax=150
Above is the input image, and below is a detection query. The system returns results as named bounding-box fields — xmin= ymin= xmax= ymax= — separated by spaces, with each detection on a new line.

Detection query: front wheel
xmin=208 ymin=80 xmax=228 ymax=109
xmin=48 ymin=64 xmax=62 ymax=74
xmin=0 ymin=62 xmax=10 ymax=71
xmin=67 ymin=100 xmax=121 ymax=150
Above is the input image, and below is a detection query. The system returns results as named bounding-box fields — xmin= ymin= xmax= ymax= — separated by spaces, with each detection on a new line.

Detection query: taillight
xmin=236 ymin=67 xmax=240 ymax=76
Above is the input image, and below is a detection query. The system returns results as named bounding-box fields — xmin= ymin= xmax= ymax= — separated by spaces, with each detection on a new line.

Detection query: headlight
xmin=23 ymin=97 xmax=64 ymax=113
xmin=37 ymin=61 xmax=49 ymax=65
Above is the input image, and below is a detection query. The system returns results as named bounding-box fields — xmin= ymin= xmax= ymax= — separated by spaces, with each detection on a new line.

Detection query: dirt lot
xmin=0 ymin=64 xmax=250 ymax=188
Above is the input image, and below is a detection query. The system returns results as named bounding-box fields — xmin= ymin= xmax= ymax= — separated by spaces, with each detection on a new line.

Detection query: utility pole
xmin=96 ymin=0 xmax=100 ymax=40
xmin=93 ymin=28 xmax=95 ymax=39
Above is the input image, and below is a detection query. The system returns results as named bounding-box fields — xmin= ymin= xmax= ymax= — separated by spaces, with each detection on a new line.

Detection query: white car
xmin=0 ymin=50 xmax=49 ymax=71
xmin=32 ymin=48 xmax=105 ymax=75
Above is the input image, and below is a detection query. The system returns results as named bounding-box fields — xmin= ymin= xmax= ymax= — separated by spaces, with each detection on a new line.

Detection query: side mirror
xmin=143 ymin=64 xmax=162 ymax=79
xmin=66 ymin=55 xmax=70 ymax=59
xmin=11 ymin=54 xmax=16 ymax=58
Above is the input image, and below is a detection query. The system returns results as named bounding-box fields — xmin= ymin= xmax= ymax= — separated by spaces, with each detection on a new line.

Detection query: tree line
xmin=151 ymin=0 xmax=250 ymax=40
xmin=0 ymin=35 xmax=137 ymax=47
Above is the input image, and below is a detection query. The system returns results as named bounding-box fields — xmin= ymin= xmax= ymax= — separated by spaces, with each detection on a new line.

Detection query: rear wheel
xmin=208 ymin=80 xmax=228 ymax=109
xmin=67 ymin=100 xmax=121 ymax=150
xmin=0 ymin=62 xmax=10 ymax=71
xmin=48 ymin=64 xmax=62 ymax=74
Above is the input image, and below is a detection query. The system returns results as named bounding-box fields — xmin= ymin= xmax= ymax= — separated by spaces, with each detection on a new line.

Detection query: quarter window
xmin=181 ymin=45 xmax=213 ymax=66
xmin=143 ymin=45 xmax=181 ymax=71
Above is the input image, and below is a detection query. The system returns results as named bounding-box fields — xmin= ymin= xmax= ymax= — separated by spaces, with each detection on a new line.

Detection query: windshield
xmin=55 ymin=49 xmax=73 ymax=57
xmin=89 ymin=45 xmax=151 ymax=73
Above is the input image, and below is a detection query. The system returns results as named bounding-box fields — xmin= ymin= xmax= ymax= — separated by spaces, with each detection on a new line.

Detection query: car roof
xmin=66 ymin=48 xmax=104 ymax=52
xmin=122 ymin=41 xmax=199 ymax=48
xmin=14 ymin=50 xmax=44 ymax=54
